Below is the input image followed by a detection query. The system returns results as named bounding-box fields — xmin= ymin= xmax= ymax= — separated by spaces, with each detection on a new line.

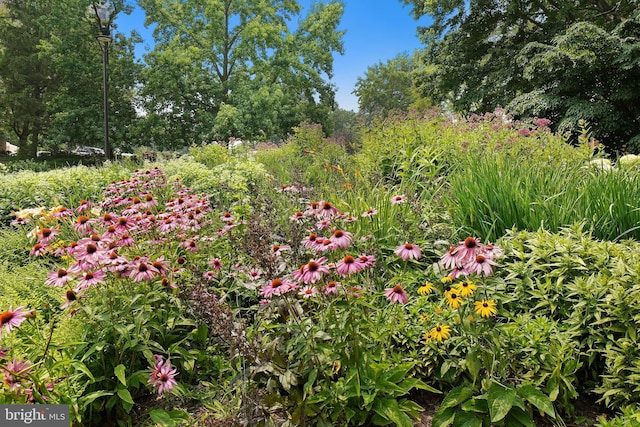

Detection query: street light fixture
xmin=88 ymin=2 xmax=115 ymax=161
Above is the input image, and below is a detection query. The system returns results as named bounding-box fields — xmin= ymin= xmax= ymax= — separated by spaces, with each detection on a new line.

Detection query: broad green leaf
xmin=518 ymin=384 xmax=555 ymax=418
xmin=439 ymin=385 xmax=473 ymax=410
xmin=488 ymin=383 xmax=516 ymax=423
xmin=117 ymin=388 xmax=134 ymax=405
xmin=432 ymin=406 xmax=456 ymax=427
xmin=371 ymin=398 xmax=413 ymax=427
xmin=114 ymin=364 xmax=126 ymax=386
xmin=452 ymin=411 xmax=483 ymax=427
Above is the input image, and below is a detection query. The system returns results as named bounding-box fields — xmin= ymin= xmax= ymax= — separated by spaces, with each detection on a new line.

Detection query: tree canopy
xmin=401 ymin=0 xmax=640 ymax=152
xmin=138 ymin=0 xmax=345 ymax=147
xmin=353 ymin=51 xmax=430 ymax=116
xmin=0 ymin=0 xmax=140 ymax=156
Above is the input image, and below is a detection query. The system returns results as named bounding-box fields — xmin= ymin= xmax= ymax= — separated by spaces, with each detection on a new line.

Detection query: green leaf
xmin=517 ymin=384 xmax=556 ymax=418
xmin=505 ymin=407 xmax=536 ymax=427
xmin=439 ymin=385 xmax=473 ymax=410
xmin=117 ymin=388 xmax=134 ymax=405
xmin=371 ymin=398 xmax=413 ymax=427
xmin=452 ymin=411 xmax=483 ymax=427
xmin=78 ymin=390 xmax=113 ymax=408
xmin=114 ymin=364 xmax=127 ymax=386
xmin=432 ymin=406 xmax=455 ymax=427
xmin=465 ymin=351 xmax=481 ymax=384
xmin=488 ymin=382 xmax=516 ymax=423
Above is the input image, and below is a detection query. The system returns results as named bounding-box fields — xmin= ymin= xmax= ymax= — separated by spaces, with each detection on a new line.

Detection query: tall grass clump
xmin=450 ymin=157 xmax=640 ymax=242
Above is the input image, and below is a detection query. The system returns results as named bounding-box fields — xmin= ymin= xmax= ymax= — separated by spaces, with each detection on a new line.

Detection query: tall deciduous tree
xmin=401 ymin=0 xmax=640 ymax=152
xmin=0 ymin=0 xmax=141 ymax=156
xmin=138 ymin=0 xmax=344 ymax=148
xmin=353 ymin=51 xmax=429 ymax=115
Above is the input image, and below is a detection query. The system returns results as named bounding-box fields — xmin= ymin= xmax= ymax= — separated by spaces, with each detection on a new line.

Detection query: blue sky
xmin=115 ymin=1 xmax=433 ymax=111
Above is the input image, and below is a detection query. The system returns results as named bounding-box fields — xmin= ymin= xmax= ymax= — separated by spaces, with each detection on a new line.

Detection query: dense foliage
xmin=400 ymin=0 xmax=640 ymax=153
xmin=3 ymin=112 xmax=640 ymax=427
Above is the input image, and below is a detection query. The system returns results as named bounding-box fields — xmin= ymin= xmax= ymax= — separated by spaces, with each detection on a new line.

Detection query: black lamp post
xmin=89 ymin=2 xmax=115 ymax=161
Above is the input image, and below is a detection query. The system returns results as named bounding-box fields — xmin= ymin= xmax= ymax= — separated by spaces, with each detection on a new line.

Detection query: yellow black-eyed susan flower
xmin=429 ymin=324 xmax=451 ymax=342
xmin=418 ymin=282 xmax=435 ymax=295
xmin=444 ymin=289 xmax=463 ymax=309
xmin=455 ymin=280 xmax=477 ymax=297
xmin=474 ymin=299 xmax=498 ymax=318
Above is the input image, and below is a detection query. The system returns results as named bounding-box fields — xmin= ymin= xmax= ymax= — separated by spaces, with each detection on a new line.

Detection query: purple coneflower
xmin=390 ymin=195 xmax=406 ymax=204
xmin=301 ymin=257 xmax=330 ymax=284
xmin=0 ymin=306 xmax=27 ymax=339
xmin=336 ymin=255 xmax=365 ymax=276
xmin=324 ymin=281 xmax=342 ymax=295
xmin=209 ymin=258 xmax=223 ymax=270
xmin=361 ymin=209 xmax=378 ymax=217
xmin=77 ymin=270 xmax=106 ymax=290
xmin=395 ymin=243 xmax=422 ymax=261
xmin=330 ymin=230 xmax=353 ymax=249
xmin=46 ymin=268 xmax=71 ymax=287
xmin=384 ymin=285 xmax=409 ymax=304
xmin=260 ymin=278 xmax=294 ymax=298
xmin=468 ymin=254 xmax=498 ymax=277
xmin=440 ymin=246 xmax=459 ymax=269
xmin=148 ymin=355 xmax=178 ymax=396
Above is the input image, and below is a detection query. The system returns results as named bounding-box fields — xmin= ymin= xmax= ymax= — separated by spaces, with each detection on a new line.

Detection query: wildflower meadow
xmin=2 ymin=112 xmax=640 ymax=426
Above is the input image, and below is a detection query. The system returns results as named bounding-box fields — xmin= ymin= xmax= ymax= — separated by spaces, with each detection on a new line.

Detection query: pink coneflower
xmin=318 ymin=201 xmax=340 ymax=219
xmin=247 ymin=269 xmax=262 ymax=281
xmin=357 ymin=254 xmax=376 ymax=268
xmin=220 ymin=212 xmax=234 ymax=223
xmin=30 ymin=243 xmax=47 ymax=257
xmin=74 ymin=242 xmax=104 ymax=265
xmin=395 ymin=243 xmax=422 ymax=261
xmin=142 ymin=193 xmax=158 ymax=209
xmin=100 ymin=212 xmax=118 ymax=227
xmin=289 ymin=211 xmax=305 ymax=221
xmin=77 ymin=270 xmax=106 ymax=290
xmin=315 ymin=219 xmax=331 ymax=230
xmin=101 ymin=225 xmax=119 ymax=241
xmin=390 ymin=195 xmax=406 ymax=204
xmin=148 ymin=356 xmax=178 ymax=396
xmin=208 ymin=258 xmax=223 ymax=270
xmin=151 ymin=257 xmax=170 ymax=276
xmin=481 ymin=243 xmax=504 ymax=259
xmin=2 ymin=358 xmax=32 ymax=392
xmin=336 ymin=255 xmax=365 ymax=275
xmin=449 ymin=265 xmax=469 ymax=280
xmin=119 ymin=233 xmax=134 ymax=247
xmin=203 ymin=271 xmax=217 ymax=281
xmin=60 ymin=290 xmax=79 ymax=310
xmin=37 ymin=227 xmax=59 ymax=246
xmin=384 ymin=285 xmax=408 ymax=304
xmin=11 ymin=217 xmax=29 ymax=226
xmin=260 ymin=278 xmax=293 ymax=298
xmin=330 ymin=230 xmax=353 ymax=249
xmin=271 ymin=245 xmax=290 ymax=256
xmin=76 ymin=200 xmax=94 ymax=213
xmin=324 ymin=281 xmax=342 ymax=295
xmin=46 ymin=268 xmax=71 ymax=287
xmin=361 ymin=209 xmax=378 ymax=217
xmin=158 ymin=217 xmax=178 ymax=233
xmin=342 ymin=215 xmax=357 ymax=223
xmin=302 ymin=233 xmax=321 ymax=249
xmin=456 ymin=237 xmax=481 ymax=265
xmin=468 ymin=254 xmax=498 ymax=277
xmin=299 ymin=286 xmax=318 ymax=298
xmin=440 ymin=246 xmax=459 ymax=269
xmin=0 ymin=306 xmax=27 ymax=339
xmin=74 ymin=215 xmax=94 ymax=235
xmin=316 ymin=238 xmax=337 ymax=252
xmin=301 ymin=257 xmax=330 ymax=284
xmin=115 ymin=216 xmax=136 ymax=233
xmin=128 ymin=260 xmax=159 ymax=282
